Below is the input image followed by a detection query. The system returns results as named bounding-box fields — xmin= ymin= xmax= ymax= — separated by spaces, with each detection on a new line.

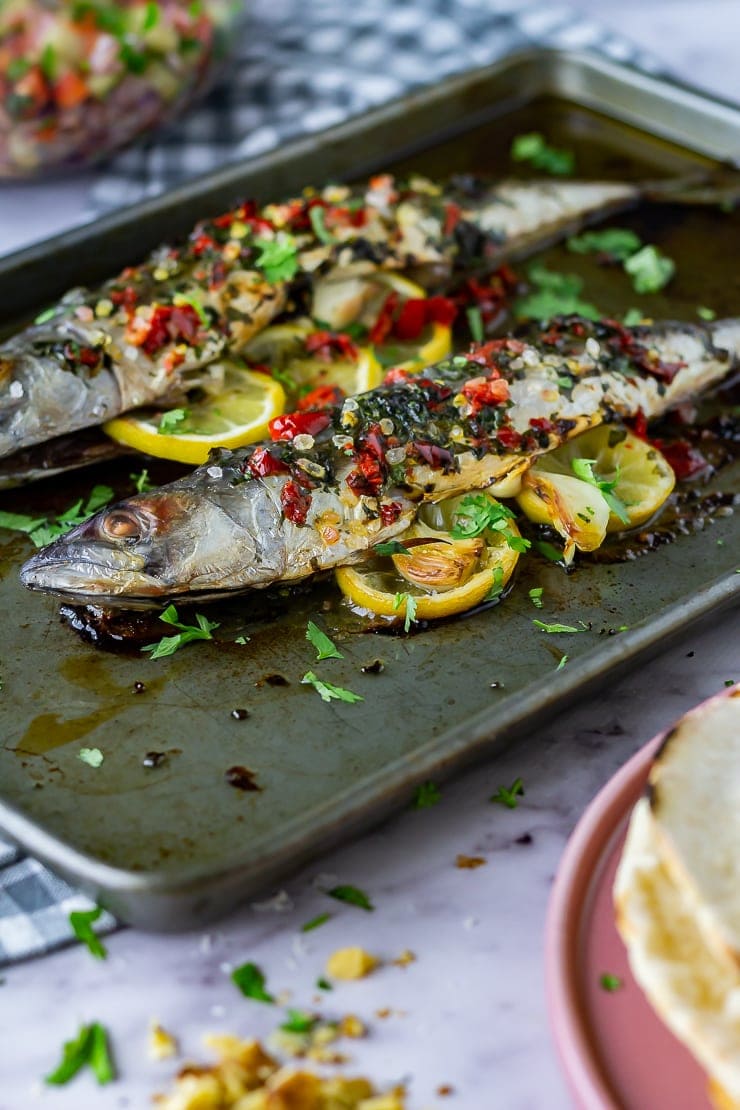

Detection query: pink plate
xmin=545 ymin=735 xmax=713 ymax=1110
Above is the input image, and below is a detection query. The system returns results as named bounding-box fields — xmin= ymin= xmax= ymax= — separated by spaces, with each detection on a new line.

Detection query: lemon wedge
xmin=517 ymin=426 xmax=676 ymax=560
xmin=103 ymin=362 xmax=286 ymax=465
xmin=335 ymin=492 xmax=521 ymax=623
xmin=243 ymin=322 xmax=383 ymax=403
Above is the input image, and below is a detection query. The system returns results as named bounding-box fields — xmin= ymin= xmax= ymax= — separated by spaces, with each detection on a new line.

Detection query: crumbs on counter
xmin=148 ymin=1022 xmax=179 ymax=1061
xmin=392 ymin=950 xmax=416 ymax=968
xmin=153 ymin=1034 xmax=406 ymax=1109
xmin=455 ymin=855 xmax=486 ymax=870
xmin=326 ymin=947 xmax=379 ymax=981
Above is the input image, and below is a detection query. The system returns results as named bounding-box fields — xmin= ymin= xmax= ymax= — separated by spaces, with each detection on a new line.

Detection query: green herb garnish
xmin=0 ymin=485 xmax=114 ymax=549
xmin=571 ymin=458 xmax=631 ymax=525
xmin=451 ymin=495 xmax=531 ymax=553
xmin=157 ymin=408 xmax=189 ymax=435
xmin=413 ymin=781 xmax=441 ymax=809
xmin=40 ymin=44 xmax=57 ymax=80
xmin=231 ymin=962 xmax=274 ymax=1003
xmin=173 ymin=292 xmax=209 ymax=326
xmin=622 ymin=308 xmax=646 ymax=326
xmin=623 ymin=245 xmax=675 ymax=294
xmin=45 ymin=1022 xmax=115 ymax=1086
xmin=309 ymin=206 xmax=335 ymax=245
xmin=142 ymin=1 xmax=160 ymax=30
xmin=485 ymin=565 xmax=505 ymax=601
xmin=533 ymin=620 xmax=585 ymax=634
xmin=556 ymin=654 xmax=569 ymax=671
xmin=697 ymin=306 xmax=716 ymax=321
xmin=327 ymin=884 xmax=374 ymax=911
xmin=490 ymin=777 xmax=525 ymax=809
xmin=600 ymin=973 xmax=622 ymax=992
xmin=301 ymin=672 xmax=363 ymax=704
xmin=254 ymin=232 xmax=299 ymax=283
xmin=306 ymin=621 xmax=343 ymax=661
xmin=142 ymin=605 xmax=219 ymax=660
xmin=301 ymin=912 xmax=331 ymax=932
xmin=69 ymin=907 xmax=107 ymax=959
xmin=375 ymin=540 xmax=411 ymax=556
xmin=528 ymin=587 xmax=544 ymax=608
xmin=130 ymin=468 xmax=154 ymax=494
xmin=78 ymin=748 xmax=104 ymax=768
xmin=535 ymin=540 xmax=564 ymax=564
xmin=466 ymin=305 xmax=484 ymax=343
xmin=280 ymin=1009 xmax=318 ymax=1034
xmin=316 ymin=976 xmax=333 ymax=991
xmin=234 ymin=635 xmax=249 ymax=645
xmin=567 ymin=228 xmax=641 ymax=261
xmin=393 ymin=592 xmax=418 ymax=633
xmin=510 ymin=132 xmax=575 ymax=175
xmin=515 ymin=263 xmax=601 ymax=321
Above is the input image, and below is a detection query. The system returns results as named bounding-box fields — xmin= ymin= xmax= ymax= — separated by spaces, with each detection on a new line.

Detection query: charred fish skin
xmin=20 ymin=315 xmax=739 ymax=606
xmin=0 ymin=174 xmax=645 ymax=463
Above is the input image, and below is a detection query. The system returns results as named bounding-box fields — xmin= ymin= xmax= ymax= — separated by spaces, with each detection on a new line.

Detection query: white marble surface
xmin=0 ymin=5 xmax=739 ymax=1109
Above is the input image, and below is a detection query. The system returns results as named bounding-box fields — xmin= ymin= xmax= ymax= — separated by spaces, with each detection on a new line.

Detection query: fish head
xmin=19 ymin=478 xmax=283 ymax=604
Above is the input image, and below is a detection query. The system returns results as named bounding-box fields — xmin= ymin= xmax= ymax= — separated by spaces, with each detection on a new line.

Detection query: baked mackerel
xmin=20 ymin=315 xmax=739 ymax=605
xmin=0 ymin=174 xmax=658 ymax=468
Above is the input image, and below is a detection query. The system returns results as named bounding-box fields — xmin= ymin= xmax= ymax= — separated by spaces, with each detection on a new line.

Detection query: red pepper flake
xmin=392 ymin=298 xmax=427 ymax=342
xmin=78 ymin=346 xmax=102 ymax=368
xmin=303 ymin=330 xmax=359 ymax=362
xmin=468 ymin=338 xmax=526 ymax=367
xmin=382 ymin=366 xmax=414 ymax=386
xmin=369 ymin=292 xmax=399 ymax=345
xmin=379 ymin=501 xmax=403 ymax=526
xmin=247 ymin=446 xmax=290 ymax=479
xmin=346 ymin=426 xmax=387 ymax=497
xmin=630 ymin=411 xmax=649 ymax=440
xmin=281 ymin=480 xmax=312 ymax=525
xmin=462 ymin=375 xmax=510 ymax=412
xmin=443 ymin=202 xmax=462 ymax=236
xmin=269 ymin=410 xmax=332 ymax=442
xmin=297 ymin=384 xmax=345 ymax=410
xmin=110 ymin=285 xmax=138 ymax=311
xmin=603 ymin=319 xmax=686 ymax=384
xmin=651 ymin=439 xmax=709 ymax=480
xmin=140 ymin=304 xmax=201 ymax=356
xmin=191 ymin=233 xmax=216 ymax=256
xmin=411 ymin=442 xmax=457 ymax=472
xmin=497 ymin=426 xmax=523 ymax=451
xmin=529 ymin=417 xmax=556 ymax=434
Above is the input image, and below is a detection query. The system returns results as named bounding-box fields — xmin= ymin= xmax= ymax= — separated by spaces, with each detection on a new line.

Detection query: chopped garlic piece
xmin=149 ymin=1020 xmax=179 ymax=1061
xmin=326 ymin=947 xmax=379 ymax=980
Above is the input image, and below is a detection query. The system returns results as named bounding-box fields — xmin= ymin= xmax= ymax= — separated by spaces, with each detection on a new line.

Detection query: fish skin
xmin=20 ymin=315 xmax=739 ymax=606
xmin=0 ymin=175 xmax=642 ymax=465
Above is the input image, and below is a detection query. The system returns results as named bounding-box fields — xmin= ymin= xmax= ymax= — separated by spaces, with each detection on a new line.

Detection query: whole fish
xmin=20 ymin=315 xmax=739 ymax=605
xmin=0 ymin=171 xmax=705 ymax=472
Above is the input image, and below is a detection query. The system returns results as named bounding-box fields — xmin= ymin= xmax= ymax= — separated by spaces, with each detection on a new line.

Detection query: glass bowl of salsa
xmin=0 ymin=0 xmax=241 ymax=177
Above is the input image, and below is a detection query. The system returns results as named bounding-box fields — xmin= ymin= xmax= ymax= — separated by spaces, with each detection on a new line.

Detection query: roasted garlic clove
xmin=392 ymin=538 xmax=484 ymax=591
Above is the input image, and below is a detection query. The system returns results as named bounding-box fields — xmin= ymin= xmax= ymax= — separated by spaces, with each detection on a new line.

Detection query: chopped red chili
xmin=462 ymin=375 xmax=510 ymax=412
xmin=281 ymin=480 xmax=312 ymax=525
xmin=303 ymin=330 xmax=359 ymax=362
xmin=379 ymin=501 xmax=403 ymax=526
xmin=497 ymin=426 xmax=523 ymax=450
xmin=247 ymin=446 xmax=290 ymax=478
xmin=369 ymin=292 xmax=399 ymax=345
xmin=268 ymin=410 xmax=333 ymax=441
xmin=651 ymin=439 xmax=709 ymax=480
xmin=297 ymin=384 xmax=345 ymax=410
xmin=140 ymin=303 xmax=202 ymax=356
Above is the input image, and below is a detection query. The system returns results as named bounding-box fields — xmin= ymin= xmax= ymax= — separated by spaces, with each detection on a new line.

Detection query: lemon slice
xmin=335 ymin=492 xmax=521 ymax=623
xmin=243 ymin=321 xmax=383 ymax=403
xmin=520 ymin=426 xmax=676 ymax=535
xmin=103 ymin=362 xmax=286 ymax=465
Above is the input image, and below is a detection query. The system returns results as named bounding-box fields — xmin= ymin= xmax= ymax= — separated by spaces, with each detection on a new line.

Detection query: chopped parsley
xmin=451 ymin=495 xmax=530 ymax=553
xmin=567 ymin=228 xmax=642 ymax=261
xmin=623 ymin=245 xmax=675 ymax=294
xmin=485 ymin=565 xmax=505 ymax=601
xmin=234 ymin=635 xmax=250 ymax=645
xmin=466 ymin=305 xmax=484 ymax=343
xmin=309 ymin=206 xmax=335 ymax=245
xmin=301 ymin=912 xmax=331 ymax=933
xmin=316 ymin=976 xmax=333 ymax=991
xmin=490 ymin=777 xmax=525 ymax=809
xmin=556 ymin=654 xmax=569 ymax=671
xmin=142 ymin=605 xmax=219 ymax=660
xmin=34 ymin=305 xmax=57 ymax=325
xmin=78 ymin=748 xmax=104 ymax=768
xmin=413 ymin=781 xmax=441 ymax=809
xmin=173 ymin=292 xmax=209 ymax=326
xmin=45 ymin=1022 xmax=115 ymax=1086
xmin=0 ymin=485 xmax=113 ymax=549
xmin=600 ymin=973 xmax=623 ymax=992
xmin=306 ymin=620 xmax=343 ymax=661
xmin=571 ymin=458 xmax=631 ymax=525
xmin=375 ymin=540 xmax=411 ymax=556
xmin=697 ymin=306 xmax=716 ymax=321
xmin=280 ymin=1010 xmax=318 ymax=1034
xmin=515 ymin=263 xmax=601 ymax=321
xmin=510 ymin=132 xmax=575 ymax=176
xmin=301 ymin=671 xmax=363 ymax=704
xmin=528 ymin=587 xmax=544 ymax=608
xmin=69 ymin=907 xmax=107 ymax=959
xmin=254 ymin=232 xmax=299 ymax=283
xmin=535 ymin=539 xmax=564 ymax=564
xmin=393 ymin=592 xmax=418 ymax=633
xmin=157 ymin=408 xmax=189 ymax=435
xmin=622 ymin=308 xmax=646 ymax=326
xmin=533 ymin=620 xmax=586 ymax=634
xmin=130 ymin=468 xmax=154 ymax=493
xmin=327 ymin=884 xmax=374 ymax=911
xmin=231 ymin=962 xmax=274 ymax=1003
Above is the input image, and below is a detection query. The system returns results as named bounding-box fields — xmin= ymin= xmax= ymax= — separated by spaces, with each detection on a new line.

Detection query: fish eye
xmin=102 ymin=509 xmax=144 ymax=541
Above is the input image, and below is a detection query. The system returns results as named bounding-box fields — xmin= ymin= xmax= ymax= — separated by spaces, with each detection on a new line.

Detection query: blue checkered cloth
xmin=0 ymin=0 xmax=662 ymax=965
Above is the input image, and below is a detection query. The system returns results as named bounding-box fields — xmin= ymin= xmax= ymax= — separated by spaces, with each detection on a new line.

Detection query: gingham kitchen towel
xmin=1 ymin=0 xmax=663 ymax=965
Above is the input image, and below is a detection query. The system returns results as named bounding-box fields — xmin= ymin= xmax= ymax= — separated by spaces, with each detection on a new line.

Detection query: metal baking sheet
xmin=0 ymin=50 xmax=738 ymax=930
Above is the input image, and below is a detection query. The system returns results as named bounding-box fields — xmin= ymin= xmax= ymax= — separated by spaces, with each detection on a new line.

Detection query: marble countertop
xmin=1 ymin=4 xmax=739 ymax=1108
